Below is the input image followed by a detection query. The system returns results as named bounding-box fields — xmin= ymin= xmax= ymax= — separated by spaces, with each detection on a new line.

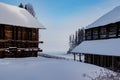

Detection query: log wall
xmin=0 ymin=24 xmax=42 ymax=58
xmin=85 ymin=22 xmax=120 ymax=40
xmin=84 ymin=54 xmax=120 ymax=71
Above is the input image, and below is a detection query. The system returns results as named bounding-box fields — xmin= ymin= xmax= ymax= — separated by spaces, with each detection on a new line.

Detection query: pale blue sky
xmin=0 ymin=0 xmax=120 ymax=53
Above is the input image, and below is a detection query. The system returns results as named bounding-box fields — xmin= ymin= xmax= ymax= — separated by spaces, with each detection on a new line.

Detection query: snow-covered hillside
xmin=0 ymin=57 xmax=103 ymax=80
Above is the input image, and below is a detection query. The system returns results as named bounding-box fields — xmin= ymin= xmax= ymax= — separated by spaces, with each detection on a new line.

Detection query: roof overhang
xmin=71 ymin=38 xmax=120 ymax=56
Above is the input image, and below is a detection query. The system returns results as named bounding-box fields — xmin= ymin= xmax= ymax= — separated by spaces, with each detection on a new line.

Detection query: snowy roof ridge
xmin=0 ymin=2 xmax=45 ymax=29
xmin=86 ymin=6 xmax=120 ymax=29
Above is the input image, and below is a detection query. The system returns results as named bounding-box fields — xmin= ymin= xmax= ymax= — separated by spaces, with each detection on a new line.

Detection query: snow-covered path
xmin=0 ymin=57 xmax=103 ymax=80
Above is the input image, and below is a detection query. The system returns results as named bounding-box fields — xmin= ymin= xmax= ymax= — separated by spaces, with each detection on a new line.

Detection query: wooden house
xmin=0 ymin=3 xmax=45 ymax=58
xmin=71 ymin=6 xmax=120 ymax=71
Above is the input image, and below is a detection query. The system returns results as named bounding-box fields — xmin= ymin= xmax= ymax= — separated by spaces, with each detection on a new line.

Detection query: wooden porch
xmin=72 ymin=52 xmax=120 ymax=71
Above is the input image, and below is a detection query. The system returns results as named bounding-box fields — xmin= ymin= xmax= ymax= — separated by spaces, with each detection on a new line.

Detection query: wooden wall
xmin=85 ymin=22 xmax=120 ymax=40
xmin=4 ymin=25 xmax=38 ymax=47
xmin=79 ymin=22 xmax=120 ymax=71
xmin=84 ymin=54 xmax=120 ymax=71
xmin=0 ymin=24 xmax=41 ymax=58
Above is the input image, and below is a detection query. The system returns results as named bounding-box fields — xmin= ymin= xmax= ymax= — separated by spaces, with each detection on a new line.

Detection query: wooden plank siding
xmin=83 ymin=22 xmax=120 ymax=71
xmin=83 ymin=53 xmax=120 ymax=71
xmin=0 ymin=24 xmax=42 ymax=58
xmin=85 ymin=22 xmax=120 ymax=40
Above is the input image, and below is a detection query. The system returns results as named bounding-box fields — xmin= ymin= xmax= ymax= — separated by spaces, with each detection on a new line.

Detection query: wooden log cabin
xmin=0 ymin=3 xmax=45 ymax=58
xmin=71 ymin=6 xmax=120 ymax=71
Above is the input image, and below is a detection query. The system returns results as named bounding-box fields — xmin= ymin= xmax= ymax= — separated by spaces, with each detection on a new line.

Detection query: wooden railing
xmin=0 ymin=39 xmax=43 ymax=43
xmin=0 ymin=47 xmax=42 ymax=52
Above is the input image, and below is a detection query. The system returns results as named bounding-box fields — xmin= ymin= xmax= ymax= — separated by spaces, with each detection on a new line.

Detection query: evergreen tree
xmin=18 ymin=3 xmax=36 ymax=17
xmin=69 ymin=35 xmax=72 ymax=49
xmin=25 ymin=3 xmax=36 ymax=17
xmin=78 ymin=28 xmax=81 ymax=44
xmin=75 ymin=31 xmax=78 ymax=45
xmin=68 ymin=27 xmax=85 ymax=53
xmin=19 ymin=3 xmax=24 ymax=8
xmin=77 ymin=28 xmax=85 ymax=45
xmin=72 ymin=34 xmax=75 ymax=48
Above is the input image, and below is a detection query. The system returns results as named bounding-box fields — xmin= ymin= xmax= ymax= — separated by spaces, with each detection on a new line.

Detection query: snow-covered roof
xmin=86 ymin=6 xmax=120 ymax=29
xmin=71 ymin=38 xmax=120 ymax=56
xmin=0 ymin=2 xmax=45 ymax=29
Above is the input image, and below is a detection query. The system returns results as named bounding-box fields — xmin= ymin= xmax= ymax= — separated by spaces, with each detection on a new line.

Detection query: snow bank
xmin=0 ymin=2 xmax=44 ymax=29
xmin=72 ymin=38 xmax=120 ymax=56
xmin=86 ymin=6 xmax=120 ymax=29
xmin=0 ymin=57 xmax=103 ymax=80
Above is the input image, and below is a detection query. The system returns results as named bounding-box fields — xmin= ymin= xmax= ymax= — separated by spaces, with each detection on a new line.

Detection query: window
xmin=35 ymin=29 xmax=38 ymax=41
xmin=28 ymin=29 xmax=32 ymax=40
xmin=85 ymin=30 xmax=91 ymax=40
xmin=30 ymin=43 xmax=38 ymax=47
xmin=32 ymin=29 xmax=36 ymax=41
xmin=5 ymin=26 xmax=12 ymax=39
xmin=22 ymin=28 xmax=26 ymax=40
xmin=118 ymin=26 xmax=120 ymax=36
xmin=100 ymin=27 xmax=107 ymax=38
xmin=26 ymin=28 xmax=32 ymax=40
xmin=26 ymin=28 xmax=29 ymax=40
xmin=93 ymin=28 xmax=99 ymax=39
xmin=0 ymin=25 xmax=4 ymax=39
xmin=108 ymin=26 xmax=117 ymax=38
xmin=0 ymin=43 xmax=3 ymax=48
xmin=18 ymin=27 xmax=22 ymax=40
xmin=17 ymin=42 xmax=22 ymax=48
xmin=4 ymin=42 xmax=10 ymax=48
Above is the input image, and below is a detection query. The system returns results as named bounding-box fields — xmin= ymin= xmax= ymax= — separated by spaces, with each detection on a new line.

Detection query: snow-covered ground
xmin=0 ymin=56 xmax=104 ymax=80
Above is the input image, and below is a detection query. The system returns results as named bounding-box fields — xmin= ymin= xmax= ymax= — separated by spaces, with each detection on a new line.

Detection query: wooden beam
xmin=79 ymin=53 xmax=82 ymax=62
xmin=91 ymin=29 xmax=93 ymax=40
xmin=93 ymin=54 xmax=94 ymax=64
xmin=98 ymin=27 xmax=100 ymax=39
xmin=112 ymin=56 xmax=114 ymax=70
xmin=73 ymin=53 xmax=76 ymax=61
xmin=0 ymin=39 xmax=43 ymax=44
xmin=117 ymin=23 xmax=119 ymax=37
